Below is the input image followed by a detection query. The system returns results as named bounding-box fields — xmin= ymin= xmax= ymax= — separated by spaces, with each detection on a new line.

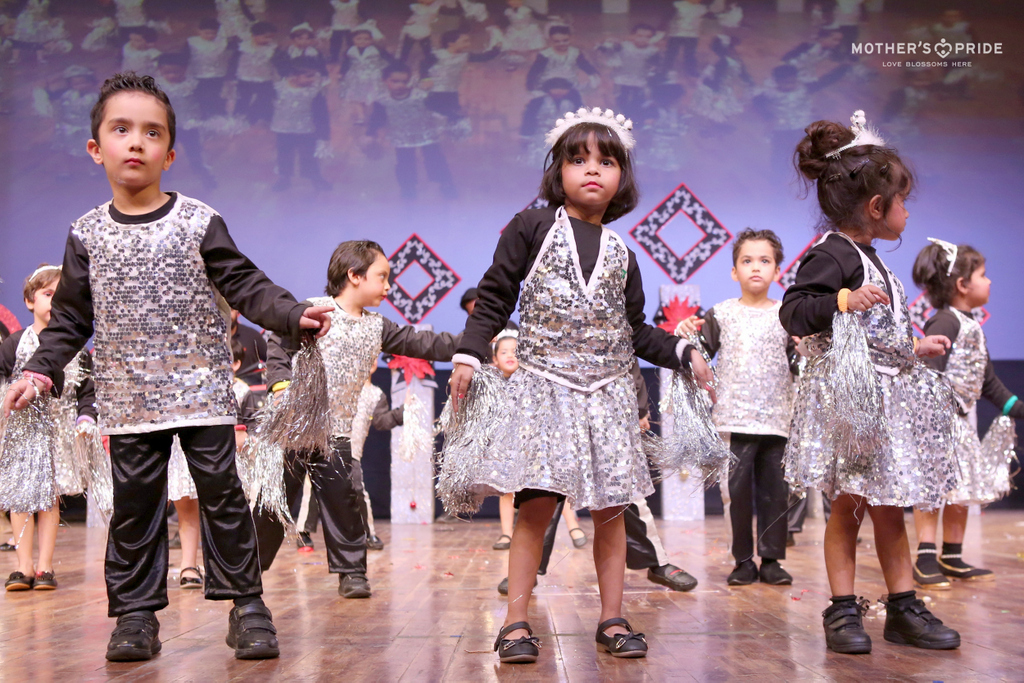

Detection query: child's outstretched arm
xmin=381 ymin=317 xmax=461 ymax=361
xmin=371 ymin=393 xmax=404 ymax=431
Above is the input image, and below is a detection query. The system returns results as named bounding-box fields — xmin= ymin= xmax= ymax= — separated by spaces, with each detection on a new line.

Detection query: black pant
xmin=536 ymin=499 xmax=664 ymax=575
xmin=426 ymin=91 xmax=464 ymax=122
xmin=195 ymin=77 xmax=226 ymax=118
xmin=254 ymin=438 xmax=367 ymax=576
xmin=399 ymin=35 xmax=432 ymax=63
xmin=663 ymin=36 xmax=699 ymax=77
xmin=330 ymin=30 xmax=351 ymax=62
xmin=728 ymin=433 xmax=789 ymax=563
xmin=615 ymin=85 xmax=646 ymax=121
xmin=395 ymin=144 xmax=455 ymax=199
xmin=106 ymin=425 xmax=261 ymax=617
xmin=276 ymin=133 xmax=324 ymax=181
xmin=235 ymin=81 xmax=275 ymax=124
xmin=788 ymin=491 xmax=832 ymax=533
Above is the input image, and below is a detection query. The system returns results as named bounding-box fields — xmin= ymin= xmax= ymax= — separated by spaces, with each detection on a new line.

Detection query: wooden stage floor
xmin=2 ymin=510 xmax=1023 ymax=682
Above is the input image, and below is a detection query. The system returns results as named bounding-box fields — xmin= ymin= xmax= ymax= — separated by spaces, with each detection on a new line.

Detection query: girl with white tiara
xmin=910 ymin=240 xmax=1022 ymax=588
xmin=0 ymin=265 xmax=96 ymax=591
xmin=444 ymin=107 xmax=724 ymax=663
xmin=781 ymin=111 xmax=962 ymax=654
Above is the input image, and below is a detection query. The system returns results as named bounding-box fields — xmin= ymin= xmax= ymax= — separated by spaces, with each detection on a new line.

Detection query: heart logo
xmin=935 ymin=39 xmax=953 ymax=59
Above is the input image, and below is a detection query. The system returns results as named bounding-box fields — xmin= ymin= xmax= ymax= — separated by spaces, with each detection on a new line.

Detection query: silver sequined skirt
xmin=462 ymin=369 xmax=653 ymax=511
xmin=785 ymin=357 xmax=959 ymax=509
xmin=948 ymin=414 xmax=1015 ymax=505
xmin=167 ymin=435 xmax=199 ymax=501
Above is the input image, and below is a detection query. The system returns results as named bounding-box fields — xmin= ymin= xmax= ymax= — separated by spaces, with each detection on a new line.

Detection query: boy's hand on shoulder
xmin=674 ymin=315 xmax=703 ymax=337
xmin=300 ymin=305 xmax=335 ymax=338
xmin=689 ymin=348 xmax=716 ymax=404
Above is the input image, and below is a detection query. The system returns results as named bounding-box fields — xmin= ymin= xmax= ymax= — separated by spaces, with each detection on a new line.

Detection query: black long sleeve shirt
xmin=0 ymin=329 xmax=97 ymax=420
xmin=458 ymin=208 xmax=690 ymax=370
xmin=779 ymin=232 xmax=894 ymax=338
xmin=922 ymin=308 xmax=1024 ymax=419
xmin=25 ymin=193 xmax=307 ymax=396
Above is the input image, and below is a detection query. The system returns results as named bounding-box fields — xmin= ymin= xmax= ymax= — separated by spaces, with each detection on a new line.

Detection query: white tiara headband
xmin=826 ymin=110 xmax=886 ymax=160
xmin=495 ymin=329 xmax=519 ymax=343
xmin=545 ymin=107 xmax=635 ymax=150
xmin=29 ymin=265 xmax=61 ymax=280
xmin=927 ymin=237 xmax=959 ymax=277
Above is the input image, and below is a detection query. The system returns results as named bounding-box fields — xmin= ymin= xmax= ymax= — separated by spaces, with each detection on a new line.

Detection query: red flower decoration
xmin=387 ymin=355 xmax=436 ymax=384
xmin=658 ymin=296 xmax=700 ymax=334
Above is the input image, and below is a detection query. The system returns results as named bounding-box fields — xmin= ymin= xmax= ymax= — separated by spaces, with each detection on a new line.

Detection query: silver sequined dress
xmin=785 ymin=232 xmax=960 ymax=508
xmin=462 ymin=208 xmax=652 ymax=510
xmin=0 ymin=329 xmax=89 ymax=512
xmin=942 ymin=308 xmax=1013 ymax=504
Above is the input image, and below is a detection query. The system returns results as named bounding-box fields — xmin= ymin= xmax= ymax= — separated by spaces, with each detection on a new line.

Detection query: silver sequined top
xmin=709 ymin=299 xmax=794 ymax=437
xmin=377 ymin=89 xmax=440 ymax=148
xmin=606 ymin=41 xmax=660 ymax=87
xmin=237 ymin=40 xmax=277 ymax=82
xmin=942 ymin=307 xmax=986 ymax=412
xmin=306 ymin=296 xmax=384 ymax=438
xmin=516 ymin=207 xmax=634 ymax=392
xmin=187 ymin=35 xmax=230 ymax=79
xmin=535 ymin=47 xmax=584 ymax=84
xmin=73 ymin=193 xmax=236 ymax=434
xmin=426 ymin=49 xmax=468 ymax=93
xmin=271 ymin=77 xmax=323 ymax=134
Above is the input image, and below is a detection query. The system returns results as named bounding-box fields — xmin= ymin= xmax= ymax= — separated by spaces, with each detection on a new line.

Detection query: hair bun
xmin=794 ymin=120 xmax=855 ymax=182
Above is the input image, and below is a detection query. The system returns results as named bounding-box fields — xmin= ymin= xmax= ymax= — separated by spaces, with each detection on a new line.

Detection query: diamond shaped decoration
xmin=908 ymin=293 xmax=989 ymax=335
xmin=629 ymin=183 xmax=732 ymax=284
xmin=778 ymin=237 xmax=819 ymax=290
xmin=386 ymin=234 xmax=461 ymax=324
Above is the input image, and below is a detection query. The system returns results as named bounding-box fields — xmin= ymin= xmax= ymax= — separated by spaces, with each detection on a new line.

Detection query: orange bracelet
xmin=837 ymin=288 xmax=851 ymax=313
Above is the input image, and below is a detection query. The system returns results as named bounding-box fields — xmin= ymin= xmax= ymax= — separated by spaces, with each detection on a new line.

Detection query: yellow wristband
xmin=837 ymin=288 xmax=851 ymax=313
xmin=269 ymin=380 xmax=291 ymax=394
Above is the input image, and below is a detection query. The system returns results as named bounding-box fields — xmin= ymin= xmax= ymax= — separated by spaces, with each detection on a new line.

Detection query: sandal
xmin=493 ymin=621 xmax=540 ymax=663
xmin=492 ymin=534 xmax=512 ymax=550
xmin=569 ymin=527 xmax=587 ymax=548
xmin=595 ymin=618 xmax=648 ymax=658
xmin=180 ymin=566 xmax=204 ymax=589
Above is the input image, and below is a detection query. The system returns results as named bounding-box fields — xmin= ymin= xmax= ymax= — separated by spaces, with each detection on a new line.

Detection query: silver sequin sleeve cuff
xmin=452 ymin=353 xmax=481 ymax=372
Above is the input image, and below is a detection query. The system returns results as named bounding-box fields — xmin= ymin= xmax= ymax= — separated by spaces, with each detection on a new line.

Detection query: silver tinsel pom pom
xmin=75 ymin=421 xmax=114 ymax=519
xmin=657 ymin=369 xmax=734 ymax=485
xmin=436 ymin=365 xmax=510 ymax=515
xmin=982 ymin=414 xmax=1018 ymax=477
xmin=398 ymin=393 xmax=432 ymax=463
xmin=823 ymin=311 xmax=890 ymax=463
xmin=261 ymin=335 xmax=333 ymax=458
xmin=245 ymin=399 xmax=295 ymax=532
xmin=0 ymin=399 xmax=59 ymax=513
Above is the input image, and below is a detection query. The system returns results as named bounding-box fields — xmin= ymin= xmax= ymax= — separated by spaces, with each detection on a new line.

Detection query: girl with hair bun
xmin=779 ymin=112 xmax=963 ymax=655
xmin=910 ymin=240 xmax=1022 ymax=588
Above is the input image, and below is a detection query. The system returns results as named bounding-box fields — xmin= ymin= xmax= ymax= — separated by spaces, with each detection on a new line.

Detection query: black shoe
xmin=595 ymin=618 xmax=648 ymax=658
xmin=179 ymin=566 xmax=203 ymax=590
xmin=5 ymin=571 xmax=34 ymax=591
xmin=914 ymin=551 xmax=951 ymax=590
xmin=339 ymin=573 xmax=371 ymax=599
xmin=0 ymin=542 xmax=15 ymax=552
xmin=296 ymin=532 xmax=314 ymax=552
xmin=494 ymin=621 xmax=540 ymax=663
xmin=727 ymin=559 xmax=758 ymax=586
xmin=106 ymin=611 xmax=161 ymax=661
xmin=33 ymin=571 xmax=57 ymax=590
xmin=786 ymin=532 xmax=795 ymax=548
xmin=822 ymin=599 xmax=872 ymax=654
xmin=938 ymin=555 xmax=994 ymax=581
xmin=759 ymin=561 xmax=793 ymax=586
xmin=883 ymin=596 xmax=960 ymax=650
xmin=497 ymin=577 xmax=508 ymax=596
xmin=569 ymin=528 xmax=587 ymax=548
xmin=226 ymin=603 xmax=280 ymax=659
xmin=492 ymin=534 xmax=511 ymax=550
xmin=647 ymin=564 xmax=698 ymax=592
xmin=367 ymin=535 xmax=385 ymax=551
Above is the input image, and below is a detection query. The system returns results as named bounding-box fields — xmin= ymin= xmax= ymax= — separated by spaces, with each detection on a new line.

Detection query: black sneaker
xmin=938 ymin=555 xmax=994 ymax=581
xmin=367 ymin=535 xmax=385 ymax=551
xmin=226 ymin=603 xmax=280 ymax=659
xmin=106 ymin=611 xmax=161 ymax=661
xmin=33 ymin=571 xmax=57 ymax=590
xmin=727 ymin=560 xmax=758 ymax=586
xmin=759 ymin=561 xmax=793 ymax=586
xmin=647 ymin=564 xmax=698 ymax=592
xmin=822 ymin=599 xmax=871 ymax=654
xmin=883 ymin=596 xmax=960 ymax=650
xmin=339 ymin=574 xmax=371 ymax=599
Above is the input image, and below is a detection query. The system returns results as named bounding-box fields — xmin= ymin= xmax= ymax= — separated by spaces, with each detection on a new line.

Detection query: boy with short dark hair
xmin=677 ymin=228 xmax=799 ymax=587
xmin=187 ymin=18 xmax=230 ymax=118
xmin=3 ymin=71 xmax=333 ymax=663
xmin=235 ymin=21 xmax=279 ymax=124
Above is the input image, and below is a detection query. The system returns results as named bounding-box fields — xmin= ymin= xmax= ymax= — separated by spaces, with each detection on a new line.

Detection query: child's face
xmin=385 ymin=71 xmax=412 ymax=97
xmin=494 ymin=338 xmax=518 ymax=377
xmin=26 ymin=278 xmax=59 ymax=327
xmin=252 ymin=33 xmax=275 ymax=46
xmin=448 ymin=34 xmax=471 ymax=53
xmin=290 ymin=70 xmax=318 ymax=88
xmin=560 ymin=133 xmax=621 ymax=220
xmin=292 ymin=32 xmax=314 ymax=49
xmin=88 ymin=91 xmax=175 ymax=191
xmin=880 ymin=193 xmax=908 ymax=240
xmin=347 ymin=253 xmax=391 ymax=308
xmin=731 ymin=239 xmax=779 ymax=296
xmin=631 ymin=29 xmax=655 ymax=48
xmin=232 ymin=358 xmax=242 ymax=375
xmin=353 ymin=31 xmax=372 ymax=48
xmin=159 ymin=64 xmax=187 ymax=83
xmin=959 ymin=264 xmax=990 ymax=308
xmin=549 ymin=32 xmax=571 ymax=52
xmin=199 ymin=28 xmax=219 ymax=41
xmin=128 ymin=33 xmax=149 ymax=50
